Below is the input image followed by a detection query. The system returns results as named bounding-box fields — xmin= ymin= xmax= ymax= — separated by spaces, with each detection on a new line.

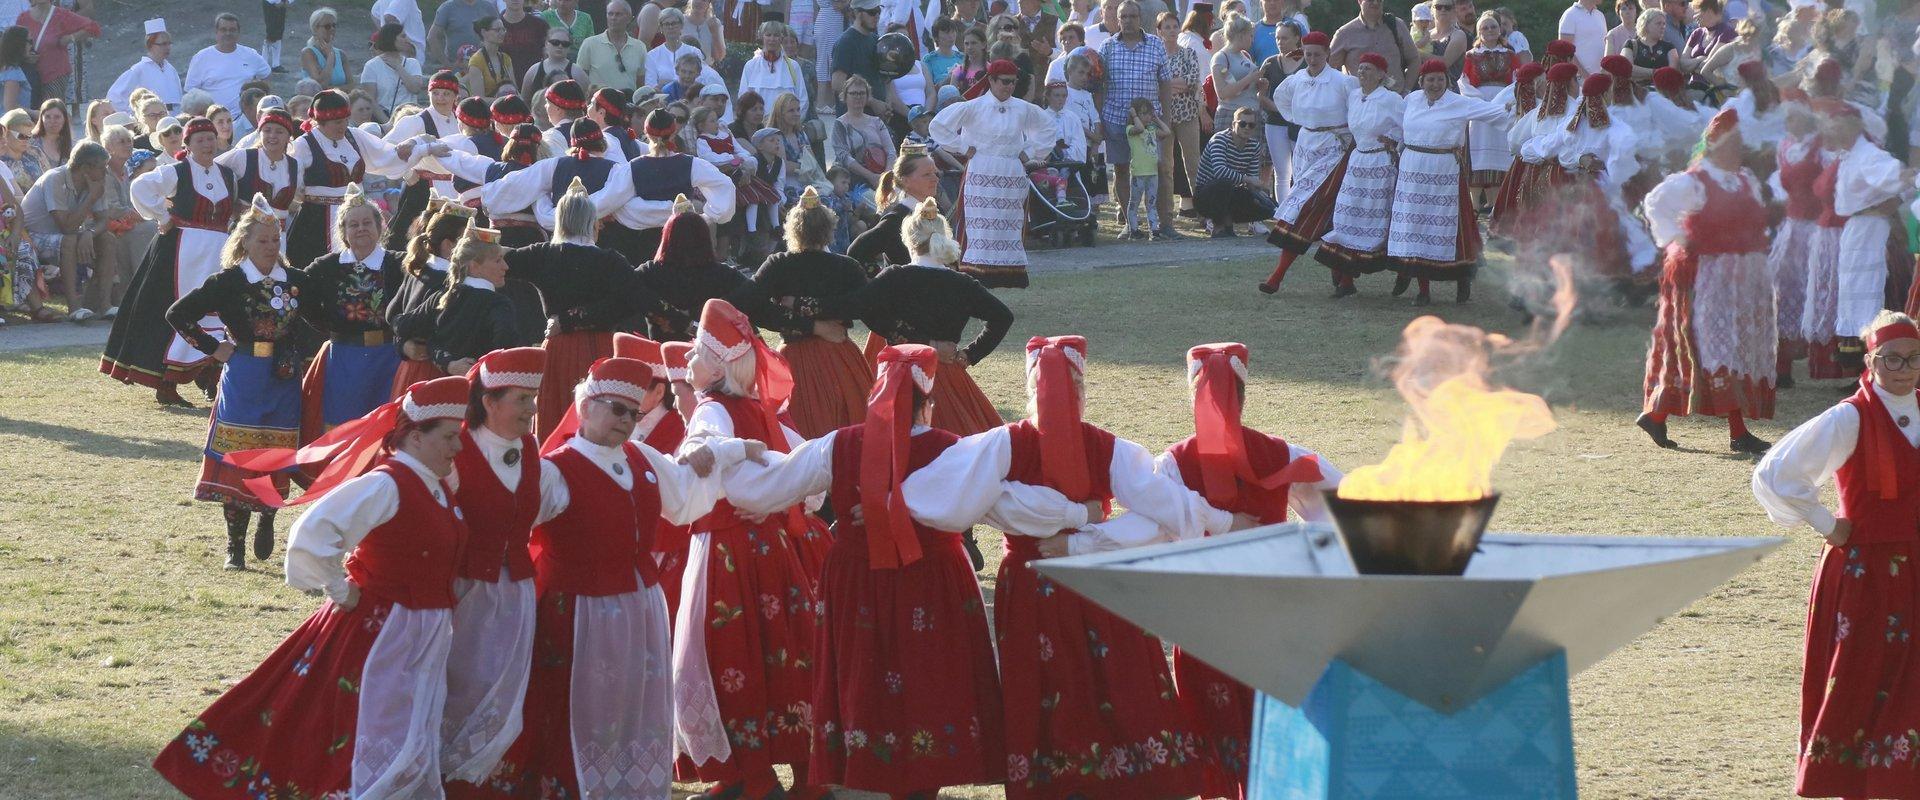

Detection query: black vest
xmin=550 ymin=155 xmax=615 ymax=201
xmin=628 ymin=153 xmax=696 ymax=203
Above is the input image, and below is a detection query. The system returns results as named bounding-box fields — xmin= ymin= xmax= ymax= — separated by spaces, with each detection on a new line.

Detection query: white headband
xmin=479 ymin=365 xmax=542 ymax=391
xmin=401 ymin=396 xmax=465 ymax=423
xmin=583 ymin=377 xmax=650 ymax=405
xmin=1187 ymin=354 xmax=1249 ymax=383
xmin=696 ymin=327 xmax=753 ymax=362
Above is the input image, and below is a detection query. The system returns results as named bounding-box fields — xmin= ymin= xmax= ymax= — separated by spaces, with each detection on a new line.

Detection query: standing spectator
xmin=17 ymin=0 xmax=96 ymax=102
xmin=1251 ymin=0 xmax=1308 ymax=63
xmin=1659 ymin=0 xmax=1689 ymax=49
xmin=741 ymin=22 xmax=814 ymax=118
xmin=1123 ymin=98 xmax=1170 ymax=239
xmin=109 ymin=20 xmax=181 ymax=116
xmin=186 ymin=13 xmax=271 ymax=129
xmin=1558 ymin=0 xmax=1609 ymax=75
xmin=0 ymin=28 xmax=29 ymax=115
xmin=1157 ymin=11 xmax=1202 ymax=227
xmin=301 ymin=8 xmax=352 ymax=91
xmin=951 ymin=25 xmax=990 ymax=89
xmin=812 ymin=0 xmax=848 ymax=104
xmin=498 ymin=0 xmax=549 ymax=75
xmin=1257 ymin=22 xmax=1302 ymax=205
xmin=684 ymin=0 xmax=725 ymax=64
xmin=465 ymin=16 xmax=516 ymax=96
xmin=644 ymin=8 xmax=703 ymax=87
xmin=1098 ymin=0 xmax=1171 ymax=237
xmin=428 ymin=0 xmax=491 ymax=70
xmin=1015 ymin=0 xmax=1060 ymax=63
xmin=519 ymin=25 xmax=583 ymax=103
xmin=925 ymin=17 xmax=965 ymax=84
xmin=1605 ymin=0 xmax=1638 ymax=54
xmin=578 ymin=0 xmax=645 ymax=91
xmin=24 ymin=141 xmax=119 ymax=320
xmin=261 ymin=0 xmax=292 ymax=72
xmin=833 ymin=0 xmax=889 ymax=113
xmin=372 ymin=0 xmax=428 ymax=59
xmin=361 ymin=22 xmax=428 ymax=114
xmin=538 ymin=0 xmax=594 ymax=61
xmin=1212 ymin=14 xmax=1260 ymax=134
xmin=1330 ymin=0 xmax=1422 ymax=88
xmin=1195 ymin=106 xmax=1274 ymax=236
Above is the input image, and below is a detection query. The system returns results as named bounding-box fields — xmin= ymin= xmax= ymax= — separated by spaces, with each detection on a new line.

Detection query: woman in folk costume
xmin=1489 ymin=61 xmax=1568 ymax=244
xmin=288 ymin=89 xmax=421 ymax=275
xmin=298 ymin=185 xmax=405 ymax=444
xmin=1460 ymin=12 xmax=1520 ymax=205
xmin=594 ymin=109 xmax=739 ymax=266
xmin=1519 ymin=72 xmax=1652 ymax=304
xmin=1598 ymin=54 xmax=1660 ymax=215
xmin=655 ymin=339 xmax=701 ymax=623
xmin=437 ymin=120 xmax=551 ymax=343
xmin=1644 ymin=67 xmax=1713 ymax=172
xmin=633 ymin=199 xmax=748 ymax=342
xmin=394 ymin=225 xmax=534 ymax=383
xmin=381 ymin=70 xmax=465 ymax=251
xmin=1167 ymin=342 xmax=1343 ymax=800
xmin=1258 ymin=31 xmax=1354 ymax=294
xmin=1304 ymin=53 xmax=1403 ymax=297
xmin=478 ymin=119 xmax=628 ymax=236
xmin=929 ymin=58 xmax=1057 ymax=289
xmin=1771 ymin=96 xmax=1823 ymax=387
xmin=213 ymin=108 xmax=302 ymax=242
xmin=902 ymin=335 xmax=1232 ymax=800
xmin=847 ymin=145 xmax=941 ymax=271
xmin=102 ymin=116 xmax=239 ymax=408
xmin=1753 ymin=311 xmax=1920 ymax=800
xmin=166 ymin=198 xmax=312 ymax=571
xmin=151 ymin=374 xmax=473 ymax=799
xmin=1808 ymin=100 xmax=1908 ymax=378
xmin=719 ymin=344 xmax=1089 ymax=797
xmin=1723 ymin=60 xmax=1788 ymax=181
xmin=730 ymin=186 xmax=873 ymax=440
xmin=441 ymin=96 xmax=527 ymax=209
xmin=536 ymin=333 xmax=692 ymax=464
xmin=496 ymin=356 xmax=751 ymax=800
xmin=386 ymin=203 xmax=473 ymax=397
xmin=1485 ymin=61 xmax=1544 ymax=239
xmin=673 ymin=298 xmax=831 ymax=800
xmin=1383 ymin=58 xmax=1510 ymax=307
xmin=1637 ymin=109 xmax=1778 ymax=455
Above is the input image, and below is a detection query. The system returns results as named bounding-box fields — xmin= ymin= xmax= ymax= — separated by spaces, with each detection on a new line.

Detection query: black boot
xmin=1391 ymin=273 xmax=1413 ymax=297
xmin=1456 ymin=279 xmax=1472 ymax=304
xmin=1730 ymin=433 xmax=1773 ymax=454
xmin=963 ymin=527 xmax=986 ymax=572
xmin=254 ymin=511 xmax=276 ymax=561
xmin=1635 ymin=414 xmax=1679 ymax=449
xmin=223 ymin=506 xmax=250 ymax=570
xmin=196 ymin=365 xmax=222 ymax=401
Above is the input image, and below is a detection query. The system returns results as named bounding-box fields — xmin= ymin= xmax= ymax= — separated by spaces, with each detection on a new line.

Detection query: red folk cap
xmin=1186 ymin=342 xmax=1322 ymax=507
xmin=613 ymin=332 xmax=668 ymax=380
xmin=582 ymin=357 xmax=657 ymax=407
xmin=1301 ymin=30 xmax=1329 ymax=48
xmin=469 ymin=346 xmax=546 ymax=391
xmin=1025 ymin=335 xmax=1091 ymax=499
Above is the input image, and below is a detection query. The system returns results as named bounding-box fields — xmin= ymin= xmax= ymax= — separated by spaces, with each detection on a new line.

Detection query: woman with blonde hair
xmin=731 ymin=185 xmax=872 ymax=440
xmin=384 ymin=202 xmax=470 ymax=396
xmin=80 ymin=98 xmax=112 ymax=143
xmin=770 ymin=90 xmax=832 ymax=195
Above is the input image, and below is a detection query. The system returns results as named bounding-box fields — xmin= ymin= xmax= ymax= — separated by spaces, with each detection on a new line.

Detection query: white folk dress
xmin=129 ymin=160 xmax=233 ymax=373
xmin=386 ymin=106 xmax=463 ymax=201
xmin=1521 ymin=113 xmax=1659 ymax=274
xmin=1269 ymin=66 xmax=1354 ymax=225
xmin=929 ymin=93 xmax=1056 ymax=287
xmin=1314 ymin=85 xmax=1404 ymax=272
xmin=1385 ymin=91 xmax=1507 ymax=273
xmin=1829 ymin=140 xmax=1906 ymax=339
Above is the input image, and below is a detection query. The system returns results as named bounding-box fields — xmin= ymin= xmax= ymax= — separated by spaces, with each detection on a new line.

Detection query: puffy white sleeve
xmin=129 ymin=163 xmax=177 ymax=221
xmin=1107 ymin=437 xmax=1234 ymax=538
xmin=722 ymin=431 xmax=837 ymax=514
xmin=1519 ymin=125 xmax=1568 ymax=164
xmin=352 ymin=126 xmax=417 ymax=178
xmin=928 ymin=98 xmax=972 ymax=146
xmin=212 ymin=148 xmax=246 ymax=175
xmin=678 ymin=400 xmax=739 ymax=454
xmin=982 ymin=481 xmax=1094 ymax=537
xmin=285 ymin=472 xmax=402 ymax=603
xmin=1271 ymin=74 xmax=1298 ymax=120
xmin=1021 ymin=102 xmax=1059 ymax=161
xmin=1454 ymin=92 xmax=1511 ymax=125
xmin=1640 ymin=171 xmax=1704 ymax=248
xmin=384 ymin=112 xmax=424 ymax=145
xmin=593 ymin=160 xmax=636 ymax=213
xmin=1835 ymin=146 xmax=1906 ymax=216
xmin=533 ymin=458 xmax=570 ymax=525
xmin=1753 ymin=402 xmax=1859 ymax=536
xmin=480 ymin=158 xmax=553 ymax=217
xmin=108 ymin=65 xmax=139 ymax=115
xmin=902 ymin=426 xmax=1016 ymax=532
xmin=637 ymin=443 xmax=734 ymax=525
xmin=437 ymin=148 xmax=496 ymax=185
xmin=1286 ymin=444 xmax=1343 ymax=523
xmin=1601 ymin=124 xmax=1640 ymax=184
xmin=691 ymin=157 xmax=737 ymax=223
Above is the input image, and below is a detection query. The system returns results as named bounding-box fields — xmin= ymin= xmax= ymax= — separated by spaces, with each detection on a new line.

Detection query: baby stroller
xmin=1026 ymin=160 xmax=1097 ymax=248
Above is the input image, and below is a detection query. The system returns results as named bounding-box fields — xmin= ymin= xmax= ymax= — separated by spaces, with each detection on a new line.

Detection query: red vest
xmin=694 ymin=393 xmax=787 ymax=534
xmin=828 ymin=425 xmax=962 ymax=545
xmin=345 ymin=461 xmax=468 ymax=610
xmin=530 ymin=444 xmax=664 ymax=596
xmin=452 ymin=429 xmax=540 ymax=582
xmin=1777 ymin=144 xmax=1824 ymax=222
xmin=1836 ymin=390 xmax=1920 ymax=545
xmin=1814 ymin=157 xmax=1848 ymax=229
xmin=1003 ymin=420 xmax=1117 ymax=557
xmin=1165 ymin=429 xmax=1298 ymax=525
xmin=1680 ymin=167 xmax=1769 ymax=256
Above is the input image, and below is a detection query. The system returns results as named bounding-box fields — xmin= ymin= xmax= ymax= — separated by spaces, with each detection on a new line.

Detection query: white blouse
xmin=286 ymin=450 xmax=452 ymax=604
xmin=1346 ymin=86 xmax=1404 ymax=151
xmin=289 ymin=126 xmax=419 ymax=196
xmin=1400 ymin=90 xmax=1508 ymax=150
xmin=1520 ymin=114 xmax=1639 ymax=182
xmin=595 ymin=155 xmax=738 ymax=230
xmin=1754 ymin=385 xmax=1920 ymax=536
xmin=928 ymin=94 xmax=1057 ymax=161
xmin=1074 ymin=444 xmax=1347 ymax=555
xmin=1832 ymin=140 xmax=1905 ymax=218
xmin=129 ymin=157 xmax=232 ymax=222
xmin=535 ymin=435 xmax=739 ymax=527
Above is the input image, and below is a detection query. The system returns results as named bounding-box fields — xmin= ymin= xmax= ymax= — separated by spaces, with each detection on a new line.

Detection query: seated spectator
xmin=698 ymin=83 xmax=735 ymax=127
xmin=100 ymin=126 xmax=155 ymax=293
xmin=24 ymin=142 xmax=120 ymax=320
xmin=31 ymin=99 xmax=73 ymax=169
xmin=828 ymin=76 xmax=893 ymax=205
xmin=301 ymin=7 xmax=353 ymax=91
xmin=743 ymin=127 xmax=788 ymax=257
xmin=821 ymin=166 xmax=866 ymax=252
xmin=771 ymin=90 xmax=833 ymax=196
xmin=466 ymin=16 xmax=517 ymax=97
xmin=142 ymin=116 xmax=182 ymax=164
xmin=662 ymin=52 xmax=707 ymax=104
xmin=349 ymin=88 xmax=385 ymax=126
xmin=731 ymin=91 xmax=768 ymax=141
xmin=1194 ymin=107 xmax=1275 ymax=236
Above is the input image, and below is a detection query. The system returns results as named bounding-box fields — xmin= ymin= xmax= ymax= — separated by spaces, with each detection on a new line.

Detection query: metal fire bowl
xmin=1321 ymin=491 xmax=1500 ymax=576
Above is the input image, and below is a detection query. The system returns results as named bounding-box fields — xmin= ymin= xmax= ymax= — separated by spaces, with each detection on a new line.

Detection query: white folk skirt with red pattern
xmin=1643 ymin=246 xmax=1776 ymax=420
xmin=1771 ymin=217 xmax=1817 ymax=360
xmin=1802 ymin=224 xmax=1847 ymax=379
xmin=956 ymin=154 xmax=1034 ymax=289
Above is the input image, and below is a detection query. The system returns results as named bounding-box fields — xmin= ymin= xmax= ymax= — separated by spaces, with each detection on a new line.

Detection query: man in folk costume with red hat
xmin=1260 ymin=30 xmax=1354 ymax=293
xmin=1804 ymin=98 xmax=1908 ymax=379
xmin=497 ymin=355 xmax=755 ymax=800
xmin=1755 ymin=311 xmax=1920 ymax=800
xmin=673 ymin=298 xmax=835 ymax=800
xmin=153 ymin=376 xmax=475 ymax=798
xmin=1382 ymin=57 xmax=1510 ymax=306
xmin=289 ymin=89 xmax=424 ymax=274
xmin=716 ymin=343 xmax=1093 ymax=798
xmin=904 ymin=335 xmax=1233 ymax=800
xmin=1638 ymin=108 xmax=1777 ymax=454
xmin=382 ymin=69 xmax=467 ymax=250
xmin=929 ymin=58 xmax=1057 ymax=289
xmin=104 ymin=115 xmax=241 ymax=408
xmin=594 ymin=109 xmax=738 ymax=266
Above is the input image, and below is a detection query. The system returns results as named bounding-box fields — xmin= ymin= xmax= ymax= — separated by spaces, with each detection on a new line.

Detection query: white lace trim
xmin=584 ymin=378 xmax=649 ymax=405
xmin=696 ymin=327 xmax=753 ymax=362
xmin=402 ymin=398 xmax=465 ymax=423
xmin=910 ymin=364 xmax=934 ymax=394
xmin=1186 ymin=355 xmax=1249 ymax=383
xmin=478 ymin=366 xmax=542 ymax=390
xmin=1024 ymin=345 xmax=1086 ymax=374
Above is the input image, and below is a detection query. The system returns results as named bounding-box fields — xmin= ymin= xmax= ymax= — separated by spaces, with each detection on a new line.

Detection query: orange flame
xmin=1337 ymin=316 xmax=1558 ymax=502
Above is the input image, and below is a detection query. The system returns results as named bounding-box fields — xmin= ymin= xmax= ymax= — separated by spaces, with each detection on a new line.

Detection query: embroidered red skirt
xmin=1174 ymin=648 xmax=1253 ymax=800
xmin=538 ymin=330 xmax=615 ymax=440
xmin=780 ymin=336 xmax=873 ymax=441
xmin=810 ymin=524 xmax=1004 ymax=794
xmin=1798 ymin=540 xmax=1920 ymax=799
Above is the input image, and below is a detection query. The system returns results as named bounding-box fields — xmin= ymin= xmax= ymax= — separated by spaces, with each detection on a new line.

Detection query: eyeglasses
xmin=1873 ymin=353 xmax=1920 ymax=371
xmin=1234 ymin=121 xmax=1257 ymax=128
xmin=315 ymin=22 xmax=335 ymax=29
xmin=992 ymin=76 xmax=1016 ymax=85
xmin=595 ymin=397 xmax=642 ymax=418
xmin=548 ymin=38 xmax=570 ymax=45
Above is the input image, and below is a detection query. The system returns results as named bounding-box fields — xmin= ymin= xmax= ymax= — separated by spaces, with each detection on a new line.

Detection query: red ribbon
xmin=1191 ymin=352 xmax=1324 ymax=507
xmin=226 ymin=401 xmax=406 ymax=508
xmin=1031 ymin=342 xmax=1089 ymax=499
xmin=860 ymin=347 xmax=935 ymax=569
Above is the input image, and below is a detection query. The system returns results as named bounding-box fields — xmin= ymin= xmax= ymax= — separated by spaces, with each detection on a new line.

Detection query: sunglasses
xmin=992 ymin=76 xmax=1016 ymax=84
xmin=1234 ymin=121 xmax=1257 ymax=128
xmin=595 ymin=397 xmax=642 ymax=419
xmin=549 ymin=38 xmax=570 ymax=45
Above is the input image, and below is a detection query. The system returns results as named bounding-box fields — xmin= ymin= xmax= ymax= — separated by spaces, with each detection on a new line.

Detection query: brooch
xmin=503 ymin=448 xmax=520 ymax=466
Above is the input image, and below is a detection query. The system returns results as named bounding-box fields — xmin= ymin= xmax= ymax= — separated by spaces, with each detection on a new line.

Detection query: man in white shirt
xmin=1557 ymin=0 xmax=1608 ymax=75
xmin=185 ymin=13 xmax=270 ymax=127
xmin=108 ymin=19 xmax=183 ymax=115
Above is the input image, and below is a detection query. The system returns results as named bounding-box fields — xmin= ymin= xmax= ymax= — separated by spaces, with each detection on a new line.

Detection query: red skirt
xmin=539 ymin=330 xmax=615 ymax=440
xmin=932 ymin=360 xmax=1004 ymax=438
xmin=786 ymin=513 xmax=836 ymax=593
xmin=1798 ymin=540 xmax=1920 ymax=799
xmin=1487 ymin=157 xmax=1530 ymax=239
xmin=1174 ymin=649 xmax=1252 ymax=800
xmin=996 ymin=538 xmax=1206 ymax=800
xmin=1642 ymin=247 xmax=1776 ymax=421
xmin=389 ymin=357 xmax=446 ymax=400
xmin=809 ymin=525 xmax=1004 ymax=794
xmin=690 ymin=519 xmax=820 ymax=781
xmin=153 ymin=598 xmax=397 ymax=799
xmin=780 ymin=336 xmax=873 ymax=441
xmin=1267 ymin=151 xmax=1350 ymax=255
xmin=656 ymin=520 xmax=692 ymax=620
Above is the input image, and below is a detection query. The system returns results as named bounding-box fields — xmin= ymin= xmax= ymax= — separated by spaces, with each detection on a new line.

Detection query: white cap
xmin=144 ymin=18 xmax=167 ymax=36
xmin=1411 ymin=2 xmax=1434 ymax=21
xmin=699 ymin=83 xmax=729 ymax=98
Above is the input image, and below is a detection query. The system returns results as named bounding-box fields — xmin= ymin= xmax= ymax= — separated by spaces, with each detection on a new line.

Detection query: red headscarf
xmin=1026 ymin=335 xmax=1090 ymax=499
xmin=1186 ymin=343 xmax=1323 ymax=507
xmin=862 ymin=344 xmax=939 ymax=568
xmin=698 ymin=299 xmax=795 ymax=454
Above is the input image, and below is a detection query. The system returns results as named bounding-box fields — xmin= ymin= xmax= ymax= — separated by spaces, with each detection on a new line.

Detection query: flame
xmin=1338 ymin=317 xmax=1558 ymax=502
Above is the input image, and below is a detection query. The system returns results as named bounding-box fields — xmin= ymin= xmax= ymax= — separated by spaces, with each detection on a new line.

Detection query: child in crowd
xmin=822 ymin=166 xmax=868 ymax=253
xmin=665 ymin=53 xmax=706 ymax=104
xmin=1033 ymin=82 xmax=1086 ymax=205
xmin=1124 ymin=97 xmax=1168 ymax=240
xmin=744 ymin=127 xmax=790 ymax=258
xmin=924 ymin=18 xmax=965 ymax=88
xmin=695 ymin=106 xmax=756 ymax=259
xmin=1064 ymin=53 xmax=1107 ymax=205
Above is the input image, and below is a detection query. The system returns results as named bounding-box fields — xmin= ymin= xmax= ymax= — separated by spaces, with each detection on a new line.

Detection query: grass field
xmin=0 ymin=250 xmax=1827 ymax=798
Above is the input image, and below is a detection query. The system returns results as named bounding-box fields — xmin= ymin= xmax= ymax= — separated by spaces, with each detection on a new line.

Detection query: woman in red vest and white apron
xmin=152 ymin=375 xmax=474 ymax=799
xmin=903 ymin=335 xmax=1234 ymax=800
xmin=1755 ymin=312 xmax=1920 ymax=800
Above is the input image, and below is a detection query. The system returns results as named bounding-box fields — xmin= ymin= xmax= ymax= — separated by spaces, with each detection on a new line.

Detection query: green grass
xmin=0 ymin=251 xmax=1820 ymax=798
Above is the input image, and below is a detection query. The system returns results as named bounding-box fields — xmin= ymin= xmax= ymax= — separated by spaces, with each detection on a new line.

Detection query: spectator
xmin=1605 ymin=0 xmax=1638 ymax=54
xmin=1195 ymin=106 xmax=1274 ymax=236
xmin=1084 ymin=0 xmax=1120 ymax=50
xmin=207 ymin=104 xmax=235 ymax=151
xmin=1411 ymin=1 xmax=1434 ymax=45
xmin=578 ymin=0 xmax=645 ymax=91
xmin=361 ymin=23 xmax=428 ymax=114
xmin=662 ymin=52 xmax=707 ymax=103
xmin=537 ymin=0 xmax=593 ymax=63
xmin=0 ymin=127 xmax=37 ymax=320
xmin=1659 ymin=0 xmax=1689 ymax=49
xmin=740 ymin=21 xmax=813 ymax=118
xmin=372 ymin=0 xmax=428 ymax=59
xmin=98 ymin=125 xmax=154 ymax=293
xmin=1257 ymin=23 xmax=1302 ymax=204
xmin=519 ymin=25 xmax=584 ymax=104
xmin=684 ymin=0 xmax=725 ymax=64
xmin=1558 ymin=0 xmax=1609 ymax=75
xmin=466 ymin=16 xmax=516 ymax=96
xmin=1331 ymin=0 xmax=1422 ymax=87
xmin=771 ymin=91 xmax=833 ymax=195
xmin=109 ymin=19 xmax=181 ymax=116
xmin=0 ymin=26 xmax=31 ymax=113
xmin=1496 ymin=6 xmax=1530 ymax=58
xmin=30 ymin=97 xmax=67 ymax=165
xmin=829 ymin=76 xmax=893 ymax=202
xmin=1623 ymin=7 xmax=1679 ymax=78
xmin=1681 ymin=0 xmax=1736 ymax=76
xmin=952 ymin=25 xmax=991 ymax=88
xmin=301 ymin=8 xmax=352 ymax=91
xmin=17 ymin=0 xmax=95 ymax=102
xmin=889 ymin=46 xmax=936 ymax=121
xmin=1015 ymin=0 xmax=1061 ymax=65
xmin=731 ymin=90 xmax=767 ymax=140
xmin=1155 ymin=11 xmax=1202 ymax=228
xmin=696 ymin=83 xmax=734 ymax=128
xmin=25 ymin=141 xmax=118 ymax=319
xmin=1768 ymin=4 xmax=1815 ymax=73
xmin=1252 ymin=0 xmax=1309 ymax=62
xmin=133 ymin=93 xmax=167 ymax=141
xmin=349 ymin=89 xmax=384 ymax=126
xmin=498 ymin=0 xmax=549 ymax=75
xmin=833 ymin=0 xmax=889 ymax=113
xmin=1425 ymin=0 xmax=1472 ymax=83
xmin=185 ymin=13 xmax=271 ymax=134
xmin=812 ymin=0 xmax=849 ymax=104
xmin=1212 ymin=15 xmax=1260 ymax=134
xmin=145 ymin=115 xmax=183 ymax=162
xmin=1099 ymin=0 xmax=1171 ymax=236
xmin=926 ymin=17 xmax=965 ymax=84
xmin=0 ymin=108 xmax=41 ymax=194
xmin=262 ymin=0 xmax=292 ymax=72
xmin=79 ymin=99 xmax=108 ymax=144
xmin=428 ymin=0 xmax=491 ymax=70
xmin=645 ymin=9 xmax=704 ymax=87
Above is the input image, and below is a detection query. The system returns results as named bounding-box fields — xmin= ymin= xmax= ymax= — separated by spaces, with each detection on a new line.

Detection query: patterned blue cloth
xmin=1095 ymin=33 xmax=1171 ymax=126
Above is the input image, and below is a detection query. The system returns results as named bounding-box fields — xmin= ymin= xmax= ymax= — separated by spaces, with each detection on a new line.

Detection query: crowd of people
xmin=9 ymin=0 xmax=1919 ymax=797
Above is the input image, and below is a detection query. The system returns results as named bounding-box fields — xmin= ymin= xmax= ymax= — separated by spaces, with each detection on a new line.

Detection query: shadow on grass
xmin=0 ymin=415 xmax=195 ymax=459
xmin=0 ymin=720 xmax=175 ymax=799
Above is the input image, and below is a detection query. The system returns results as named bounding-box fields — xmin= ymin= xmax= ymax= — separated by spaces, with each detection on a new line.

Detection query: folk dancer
xmin=297 ymin=184 xmax=405 ymax=443
xmin=381 ymin=70 xmax=465 ymax=250
xmin=1770 ymin=95 xmax=1822 ymax=387
xmin=287 ymin=89 xmax=419 ymax=277
xmin=929 ymin=58 xmax=1057 ymax=289
xmin=592 ymin=109 xmax=736 ymax=266
xmin=1383 ymin=58 xmax=1510 ymax=306
xmin=1308 ymin=53 xmax=1404 ymax=296
xmin=1258 ymin=31 xmax=1354 ymax=293
xmin=1803 ymin=101 xmax=1907 ymax=377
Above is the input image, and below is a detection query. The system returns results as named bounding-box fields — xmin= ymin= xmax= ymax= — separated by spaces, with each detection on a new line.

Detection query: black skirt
xmin=286 ymin=203 xmax=334 ymax=276
xmin=101 ymin=228 xmax=197 ymax=388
